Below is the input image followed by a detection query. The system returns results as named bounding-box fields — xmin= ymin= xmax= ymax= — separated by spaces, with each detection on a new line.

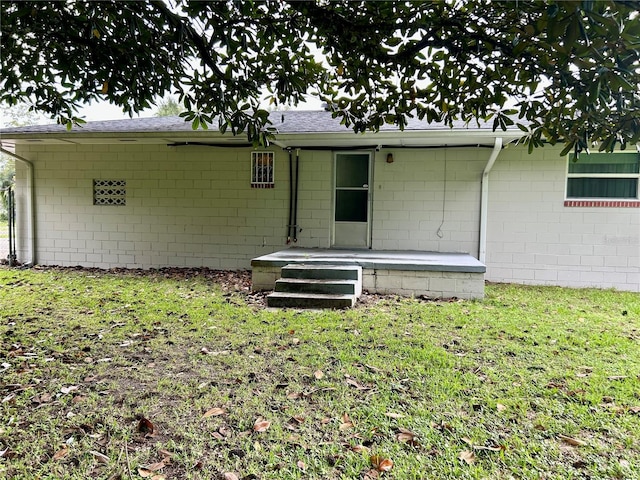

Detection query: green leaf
xmin=560 ymin=140 xmax=576 ymax=157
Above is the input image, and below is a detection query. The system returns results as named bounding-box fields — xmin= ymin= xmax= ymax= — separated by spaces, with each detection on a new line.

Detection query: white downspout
xmin=0 ymin=147 xmax=36 ymax=266
xmin=478 ymin=137 xmax=503 ymax=264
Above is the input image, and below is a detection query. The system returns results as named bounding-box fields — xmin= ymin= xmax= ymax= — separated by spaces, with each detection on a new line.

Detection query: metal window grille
xmin=251 ymin=152 xmax=274 ymax=188
xmin=93 ymin=179 xmax=126 ymax=205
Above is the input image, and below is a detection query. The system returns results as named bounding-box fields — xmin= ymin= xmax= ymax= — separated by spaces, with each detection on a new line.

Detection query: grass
xmin=0 ymin=267 xmax=639 ymax=480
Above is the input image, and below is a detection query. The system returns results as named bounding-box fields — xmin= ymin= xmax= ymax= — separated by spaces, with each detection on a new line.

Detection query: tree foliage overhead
xmin=1 ymin=0 xmax=639 ymax=154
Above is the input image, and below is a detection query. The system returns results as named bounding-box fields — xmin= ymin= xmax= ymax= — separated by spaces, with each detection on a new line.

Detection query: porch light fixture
xmin=386 ymin=153 xmax=394 ymax=163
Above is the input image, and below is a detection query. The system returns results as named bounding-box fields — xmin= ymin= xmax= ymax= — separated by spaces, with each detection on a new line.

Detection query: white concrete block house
xmin=1 ymin=111 xmax=638 ymax=297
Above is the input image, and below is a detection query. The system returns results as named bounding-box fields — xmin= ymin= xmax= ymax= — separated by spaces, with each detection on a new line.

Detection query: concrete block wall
xmin=293 ymin=150 xmax=333 ymax=247
xmin=15 ymin=143 xmax=486 ymax=269
xmin=486 ymin=145 xmax=639 ymax=292
xmin=13 ymin=141 xmax=638 ymax=292
xmin=15 ymin=143 xmax=304 ymax=269
xmin=364 ymin=269 xmax=484 ymax=299
xmin=371 ymin=147 xmax=487 ymax=254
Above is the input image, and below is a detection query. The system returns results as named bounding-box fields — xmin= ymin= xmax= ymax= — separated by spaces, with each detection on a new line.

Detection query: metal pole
xmin=7 ymin=186 xmax=15 ymax=265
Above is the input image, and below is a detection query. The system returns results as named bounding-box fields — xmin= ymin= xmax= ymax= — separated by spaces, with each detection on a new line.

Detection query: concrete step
xmin=281 ymin=264 xmax=361 ymax=281
xmin=275 ymin=278 xmax=359 ymax=295
xmin=267 ymin=292 xmax=356 ymax=309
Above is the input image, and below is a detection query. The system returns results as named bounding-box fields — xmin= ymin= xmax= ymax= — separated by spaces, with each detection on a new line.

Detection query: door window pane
xmin=336 ymin=154 xmax=369 ymax=188
xmin=335 ymin=190 xmax=368 ymax=222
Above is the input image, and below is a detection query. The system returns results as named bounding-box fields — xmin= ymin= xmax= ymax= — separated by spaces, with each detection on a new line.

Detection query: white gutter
xmin=478 ymin=137 xmax=503 ymax=264
xmin=0 ymin=147 xmax=36 ymax=266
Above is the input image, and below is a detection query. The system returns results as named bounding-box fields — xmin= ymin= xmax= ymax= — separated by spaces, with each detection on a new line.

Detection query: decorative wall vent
xmin=93 ymin=179 xmax=126 ymax=205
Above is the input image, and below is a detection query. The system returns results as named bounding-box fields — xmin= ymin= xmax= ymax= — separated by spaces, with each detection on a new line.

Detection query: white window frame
xmin=251 ymin=151 xmax=275 ymax=189
xmin=565 ymin=152 xmax=640 ymax=201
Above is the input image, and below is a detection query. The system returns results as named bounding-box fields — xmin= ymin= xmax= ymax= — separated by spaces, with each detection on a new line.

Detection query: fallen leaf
xmin=364 ymin=364 xmax=382 ymax=373
xmin=607 ymin=375 xmax=628 ymax=381
xmin=496 ymin=403 xmax=507 ymax=412
xmin=297 ymin=460 xmax=306 ymax=471
xmin=137 ymin=416 xmax=155 ymax=435
xmin=345 ymin=378 xmax=370 ymax=390
xmin=384 ymin=412 xmax=404 ymax=419
xmin=370 ymin=455 xmax=393 ymax=472
xmin=559 ymin=434 xmax=587 ymax=447
xmin=473 ymin=445 xmax=504 ymax=452
xmin=339 ymin=413 xmax=354 ymax=430
xmin=314 ymin=370 xmax=324 ymax=380
xmin=223 ymin=473 xmax=239 ymax=480
xmin=143 ymin=459 xmax=168 ymax=472
xmin=350 ymin=444 xmax=371 ymax=453
xmin=629 ymin=406 xmax=640 ymax=414
xmin=253 ymin=418 xmax=271 ymax=432
xmin=202 ymin=407 xmax=226 ymax=418
xmin=90 ymin=450 xmax=109 ymax=464
xmin=363 ymin=469 xmax=380 ymax=479
xmin=458 ymin=450 xmax=476 ymax=465
xmin=53 ymin=446 xmax=69 ymax=461
xmin=290 ymin=415 xmax=305 ymax=424
xmin=433 ymin=421 xmax=454 ymax=432
xmin=395 ymin=428 xmax=418 ymax=444
xmin=138 ymin=468 xmax=154 ymax=478
xmin=60 ymin=385 xmax=79 ymax=394
xmin=40 ymin=393 xmax=53 ymax=403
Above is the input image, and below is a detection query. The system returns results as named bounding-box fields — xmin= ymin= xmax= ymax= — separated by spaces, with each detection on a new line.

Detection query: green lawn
xmin=1 ymin=267 xmax=638 ymax=480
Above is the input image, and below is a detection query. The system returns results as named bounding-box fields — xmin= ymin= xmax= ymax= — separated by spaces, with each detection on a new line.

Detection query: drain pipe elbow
xmin=0 ymin=147 xmax=36 ymax=266
xmin=478 ymin=138 xmax=503 ymax=264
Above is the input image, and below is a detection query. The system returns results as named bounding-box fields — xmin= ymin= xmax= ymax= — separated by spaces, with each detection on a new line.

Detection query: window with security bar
xmin=251 ymin=152 xmax=274 ymax=188
xmin=93 ymin=179 xmax=126 ymax=205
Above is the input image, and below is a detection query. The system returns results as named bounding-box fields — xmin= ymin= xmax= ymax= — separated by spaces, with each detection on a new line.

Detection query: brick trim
xmin=564 ymin=200 xmax=640 ymax=208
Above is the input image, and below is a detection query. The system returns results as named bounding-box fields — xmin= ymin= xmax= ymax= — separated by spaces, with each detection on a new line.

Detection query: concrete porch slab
xmin=251 ymin=248 xmax=486 ymax=300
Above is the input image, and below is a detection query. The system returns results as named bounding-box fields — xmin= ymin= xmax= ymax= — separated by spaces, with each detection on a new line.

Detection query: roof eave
xmin=1 ymin=127 xmax=524 ymax=148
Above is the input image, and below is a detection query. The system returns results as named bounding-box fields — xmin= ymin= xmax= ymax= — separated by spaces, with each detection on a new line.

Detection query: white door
xmin=333 ymin=152 xmax=371 ymax=248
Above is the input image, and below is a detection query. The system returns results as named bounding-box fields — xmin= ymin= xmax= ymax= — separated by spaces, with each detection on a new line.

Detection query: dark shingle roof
xmin=0 ymin=110 xmax=502 ymax=136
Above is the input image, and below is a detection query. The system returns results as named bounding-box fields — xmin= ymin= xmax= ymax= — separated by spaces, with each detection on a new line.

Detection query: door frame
xmin=331 ymin=151 xmax=373 ymax=248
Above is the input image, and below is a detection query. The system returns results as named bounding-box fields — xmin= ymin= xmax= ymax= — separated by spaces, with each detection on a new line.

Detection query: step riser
xmin=267 ymin=296 xmax=355 ymax=309
xmin=282 ymin=265 xmax=360 ymax=281
xmin=275 ymin=280 xmax=358 ymax=295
